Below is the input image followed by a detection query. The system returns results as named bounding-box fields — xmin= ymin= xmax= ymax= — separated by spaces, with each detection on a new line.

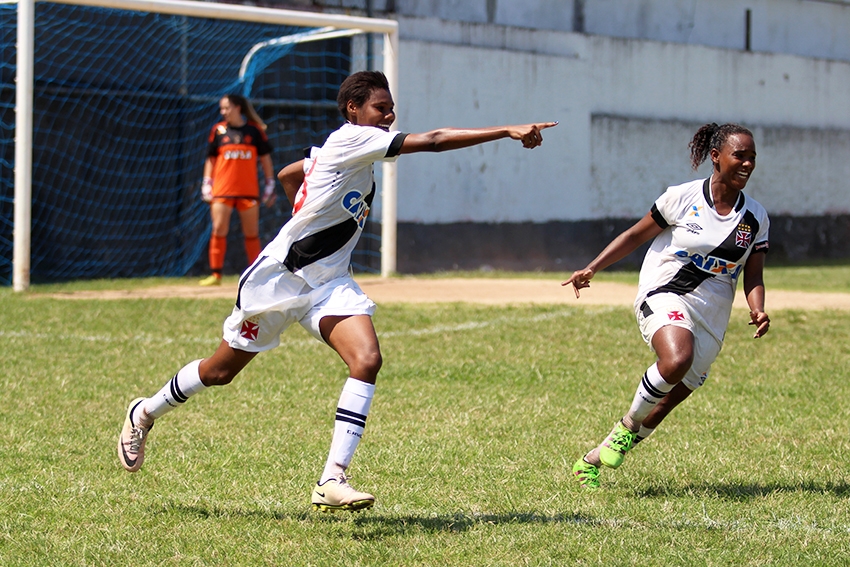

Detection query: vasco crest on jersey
xmin=341 ymin=190 xmax=370 ymax=229
xmin=735 ymin=222 xmax=752 ymax=248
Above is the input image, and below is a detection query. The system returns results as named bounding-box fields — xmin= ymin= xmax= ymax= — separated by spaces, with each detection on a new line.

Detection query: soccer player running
xmin=199 ymin=94 xmax=277 ymax=286
xmin=564 ymin=123 xmax=771 ymax=489
xmin=118 ymin=70 xmax=558 ymax=512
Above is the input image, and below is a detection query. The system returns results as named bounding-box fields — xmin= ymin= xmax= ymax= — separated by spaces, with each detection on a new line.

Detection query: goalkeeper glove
xmin=201 ymin=177 xmax=213 ymax=203
xmin=262 ymin=178 xmax=277 ymax=206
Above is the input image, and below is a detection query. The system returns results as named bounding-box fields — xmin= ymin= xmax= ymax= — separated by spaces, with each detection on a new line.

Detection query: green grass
xmin=20 ymin=262 xmax=850 ymax=295
xmin=2 ymin=272 xmax=850 ymax=566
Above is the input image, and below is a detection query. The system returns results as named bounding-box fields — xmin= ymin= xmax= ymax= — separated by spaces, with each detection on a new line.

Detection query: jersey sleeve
xmin=207 ymin=125 xmax=220 ymax=158
xmin=341 ymin=126 xmax=406 ymax=167
xmin=386 ymin=133 xmax=408 ymax=158
xmin=651 ymin=185 xmax=683 ymax=228
xmin=753 ymin=211 xmax=770 ymax=254
xmin=248 ymin=122 xmax=272 ymax=156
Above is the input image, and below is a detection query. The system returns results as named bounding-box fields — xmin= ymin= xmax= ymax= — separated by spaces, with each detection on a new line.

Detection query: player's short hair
xmin=337 ymin=71 xmax=390 ymax=120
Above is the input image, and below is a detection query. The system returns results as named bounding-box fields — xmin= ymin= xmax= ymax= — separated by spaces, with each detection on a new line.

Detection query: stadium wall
xmin=388 ymin=17 xmax=850 ymax=272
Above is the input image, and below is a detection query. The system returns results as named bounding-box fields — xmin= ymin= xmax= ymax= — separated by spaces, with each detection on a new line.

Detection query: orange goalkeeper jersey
xmin=207 ymin=121 xmax=272 ymax=198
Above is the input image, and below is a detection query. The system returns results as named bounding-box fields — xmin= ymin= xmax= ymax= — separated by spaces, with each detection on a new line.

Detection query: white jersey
xmin=635 ymin=177 xmax=770 ymax=341
xmin=263 ymin=123 xmax=406 ymax=288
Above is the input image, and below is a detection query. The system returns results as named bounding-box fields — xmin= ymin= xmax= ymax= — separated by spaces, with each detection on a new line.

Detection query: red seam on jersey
xmin=293 ymin=158 xmax=318 ymax=215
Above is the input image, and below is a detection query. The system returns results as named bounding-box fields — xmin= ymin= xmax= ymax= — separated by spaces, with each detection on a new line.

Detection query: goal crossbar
xmin=13 ymin=0 xmax=399 ymax=291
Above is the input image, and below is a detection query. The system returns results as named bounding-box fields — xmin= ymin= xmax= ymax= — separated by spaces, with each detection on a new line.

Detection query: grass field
xmin=2 ymin=268 xmax=850 ymax=566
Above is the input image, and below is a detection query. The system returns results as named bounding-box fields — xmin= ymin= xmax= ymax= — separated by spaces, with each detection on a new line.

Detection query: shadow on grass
xmin=157 ymin=502 xmax=602 ymax=534
xmin=636 ymin=480 xmax=850 ymax=500
xmin=350 ymin=512 xmax=602 ymax=536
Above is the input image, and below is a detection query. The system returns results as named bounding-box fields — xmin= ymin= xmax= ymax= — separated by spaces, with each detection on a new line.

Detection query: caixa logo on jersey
xmin=676 ymin=250 xmax=742 ymax=278
xmin=342 ymin=190 xmax=370 ymax=229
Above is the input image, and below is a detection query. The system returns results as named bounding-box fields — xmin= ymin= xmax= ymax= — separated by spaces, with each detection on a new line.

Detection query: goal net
xmin=1 ymin=0 xmax=398 ymax=288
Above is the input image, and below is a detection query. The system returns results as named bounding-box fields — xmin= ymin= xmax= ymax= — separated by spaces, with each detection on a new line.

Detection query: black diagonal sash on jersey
xmin=647 ymin=187 xmax=761 ymax=299
xmin=283 ymin=218 xmax=359 ymax=272
xmin=283 ymin=179 xmax=377 ymax=273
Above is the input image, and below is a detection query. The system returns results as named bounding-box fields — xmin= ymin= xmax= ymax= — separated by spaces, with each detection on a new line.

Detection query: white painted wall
xmin=582 ymin=0 xmax=850 ymax=61
xmin=390 ymin=17 xmax=850 ymax=223
xmin=386 ymin=0 xmax=850 ymax=62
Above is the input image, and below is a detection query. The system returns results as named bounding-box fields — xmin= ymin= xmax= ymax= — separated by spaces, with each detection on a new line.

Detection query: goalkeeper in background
xmin=199 ymin=93 xmax=277 ymax=286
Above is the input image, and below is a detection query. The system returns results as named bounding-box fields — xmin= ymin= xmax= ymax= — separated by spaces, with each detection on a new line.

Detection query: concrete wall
xmin=581 ymin=0 xmax=850 ymax=61
xmin=393 ymin=20 xmax=850 ymax=222
xmin=274 ymin=0 xmax=850 ymax=62
xmin=386 ymin=17 xmax=850 ymax=270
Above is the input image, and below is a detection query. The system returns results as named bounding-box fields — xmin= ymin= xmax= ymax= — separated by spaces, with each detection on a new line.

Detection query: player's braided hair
xmin=688 ymin=122 xmax=753 ymax=170
xmin=337 ymin=70 xmax=390 ymax=120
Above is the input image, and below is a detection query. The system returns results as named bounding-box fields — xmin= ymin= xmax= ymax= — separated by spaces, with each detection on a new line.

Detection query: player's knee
xmin=348 ymin=349 xmax=382 ymax=379
xmin=658 ymin=350 xmax=694 ymax=382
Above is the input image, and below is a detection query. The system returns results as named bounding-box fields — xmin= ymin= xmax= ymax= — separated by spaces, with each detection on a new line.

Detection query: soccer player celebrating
xmin=118 ymin=70 xmax=558 ymax=512
xmin=564 ymin=123 xmax=771 ymax=489
xmin=199 ymin=94 xmax=276 ymax=286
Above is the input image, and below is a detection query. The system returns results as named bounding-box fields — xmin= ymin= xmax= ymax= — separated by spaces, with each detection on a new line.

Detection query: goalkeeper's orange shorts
xmin=211 ymin=197 xmax=258 ymax=211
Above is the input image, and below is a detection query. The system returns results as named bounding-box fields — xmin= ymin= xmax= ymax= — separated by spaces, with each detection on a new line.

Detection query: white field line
xmin=0 ymin=308 xmax=600 ymax=346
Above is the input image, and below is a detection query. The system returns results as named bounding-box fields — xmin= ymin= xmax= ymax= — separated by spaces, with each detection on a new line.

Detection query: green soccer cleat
xmin=572 ymin=458 xmax=600 ymax=489
xmin=598 ymin=421 xmax=637 ymax=469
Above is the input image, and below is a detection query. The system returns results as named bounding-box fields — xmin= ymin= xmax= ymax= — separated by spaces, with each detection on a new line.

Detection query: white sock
xmin=583 ymin=447 xmax=602 ymax=467
xmin=141 ymin=359 xmax=207 ymax=422
xmin=320 ymin=378 xmax=375 ymax=483
xmin=623 ymin=363 xmax=674 ymax=430
xmin=634 ymin=425 xmax=656 ymax=445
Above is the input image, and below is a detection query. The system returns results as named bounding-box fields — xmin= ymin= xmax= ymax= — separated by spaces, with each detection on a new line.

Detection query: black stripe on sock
xmin=170 ymin=374 xmax=188 ymax=404
xmin=336 ymin=414 xmax=367 ymax=428
xmin=641 ymin=373 xmax=667 ymax=400
xmin=336 ymin=407 xmax=367 ymax=428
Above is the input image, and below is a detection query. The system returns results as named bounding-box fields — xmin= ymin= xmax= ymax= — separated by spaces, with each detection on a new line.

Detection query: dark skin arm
xmin=398 ymin=122 xmax=559 ymax=154
xmin=277 ymin=159 xmax=305 ymax=207
xmin=275 ymin=122 xmax=558 ymax=205
xmin=742 ymin=250 xmax=770 ymax=338
xmin=562 ymin=212 xmax=665 ymax=296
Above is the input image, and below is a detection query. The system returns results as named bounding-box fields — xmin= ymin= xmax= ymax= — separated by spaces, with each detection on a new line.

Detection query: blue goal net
xmin=0 ymin=2 xmax=381 ymax=285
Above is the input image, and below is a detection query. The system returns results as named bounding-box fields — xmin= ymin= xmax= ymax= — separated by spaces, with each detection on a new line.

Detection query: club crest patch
xmin=735 ymin=229 xmax=752 ymax=248
xmin=667 ymin=310 xmax=685 ymax=321
xmin=240 ymin=319 xmax=259 ymax=341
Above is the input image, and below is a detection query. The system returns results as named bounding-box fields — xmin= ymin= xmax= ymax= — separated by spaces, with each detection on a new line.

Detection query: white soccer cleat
xmin=311 ymin=474 xmax=375 ymax=512
xmin=117 ymin=398 xmax=153 ymax=472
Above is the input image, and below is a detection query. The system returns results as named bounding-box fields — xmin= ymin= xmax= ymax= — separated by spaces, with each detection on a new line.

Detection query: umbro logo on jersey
xmin=685 ymin=223 xmax=703 ymax=234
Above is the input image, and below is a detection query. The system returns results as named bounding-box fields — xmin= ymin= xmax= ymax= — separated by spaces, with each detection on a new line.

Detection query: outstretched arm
xmin=562 ymin=212 xmax=664 ymax=298
xmin=398 ymin=122 xmax=558 ymax=154
xmin=743 ymin=251 xmax=770 ymax=338
xmin=277 ymin=159 xmax=305 ymax=207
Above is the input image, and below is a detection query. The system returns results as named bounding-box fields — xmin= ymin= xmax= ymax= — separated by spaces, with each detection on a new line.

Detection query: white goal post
xmin=12 ymin=0 xmax=399 ymax=291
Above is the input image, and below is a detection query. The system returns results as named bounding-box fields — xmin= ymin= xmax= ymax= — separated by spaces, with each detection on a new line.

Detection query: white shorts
xmin=222 ymin=256 xmax=376 ymax=352
xmin=635 ymin=293 xmax=723 ymax=391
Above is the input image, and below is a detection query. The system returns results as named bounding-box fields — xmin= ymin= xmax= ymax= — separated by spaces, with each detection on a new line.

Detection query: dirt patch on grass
xmin=41 ymin=277 xmax=850 ymax=310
